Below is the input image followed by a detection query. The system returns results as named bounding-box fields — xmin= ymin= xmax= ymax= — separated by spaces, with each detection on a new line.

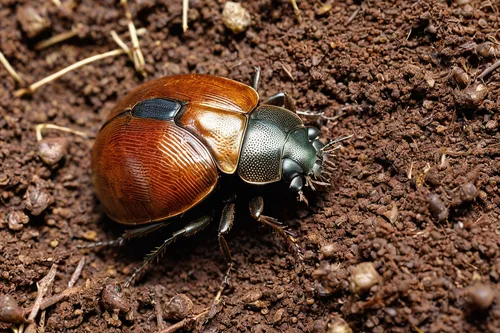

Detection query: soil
xmin=1 ymin=0 xmax=500 ymax=332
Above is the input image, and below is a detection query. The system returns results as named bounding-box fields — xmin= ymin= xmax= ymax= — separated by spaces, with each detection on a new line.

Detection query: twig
xmin=345 ymin=7 xmax=361 ymax=26
xmin=15 ymin=48 xmax=125 ymax=97
xmin=0 ymin=51 xmax=25 ymax=86
xmin=24 ymin=284 xmax=86 ymax=315
xmin=68 ymin=257 xmax=85 ymax=288
xmin=280 ymin=62 xmax=295 ymax=81
xmin=120 ymin=0 xmax=146 ymax=76
xmin=182 ymin=0 xmax=189 ymax=32
xmin=21 ymin=264 xmax=58 ymax=333
xmin=154 ymin=287 xmax=165 ymax=330
xmin=34 ymin=24 xmax=84 ymax=50
xmin=477 ymin=58 xmax=500 ymax=80
xmin=36 ymin=124 xmax=90 ymax=141
xmin=157 ymin=308 xmax=210 ymax=333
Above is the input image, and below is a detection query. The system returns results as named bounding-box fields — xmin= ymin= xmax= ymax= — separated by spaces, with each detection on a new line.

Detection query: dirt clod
xmin=101 ymin=283 xmax=130 ymax=313
xmin=454 ymin=83 xmax=488 ymax=108
xmin=428 ymin=194 xmax=449 ymax=222
xmin=23 ymin=181 xmax=54 ymax=216
xmin=164 ymin=294 xmax=193 ymax=320
xmin=0 ymin=295 xmax=24 ymax=324
xmin=16 ymin=5 xmax=51 ymax=38
xmin=328 ymin=315 xmax=353 ymax=333
xmin=7 ymin=211 xmax=29 ymax=231
xmin=320 ymin=244 xmax=336 ymax=259
xmin=349 ymin=262 xmax=380 ymax=295
xmin=466 ymin=284 xmax=495 ymax=311
xmin=37 ymin=137 xmax=68 ymax=165
xmin=222 ymin=2 xmax=251 ymax=34
xmin=452 ymin=182 xmax=477 ymax=206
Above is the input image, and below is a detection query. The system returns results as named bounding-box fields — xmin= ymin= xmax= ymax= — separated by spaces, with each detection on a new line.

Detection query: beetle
xmin=91 ymin=70 xmax=339 ymax=288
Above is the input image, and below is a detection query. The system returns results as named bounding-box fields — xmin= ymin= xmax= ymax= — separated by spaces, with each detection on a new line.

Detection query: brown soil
xmin=1 ymin=0 xmax=500 ymax=332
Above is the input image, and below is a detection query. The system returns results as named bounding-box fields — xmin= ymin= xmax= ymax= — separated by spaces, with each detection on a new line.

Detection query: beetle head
xmin=282 ymin=126 xmax=330 ymax=202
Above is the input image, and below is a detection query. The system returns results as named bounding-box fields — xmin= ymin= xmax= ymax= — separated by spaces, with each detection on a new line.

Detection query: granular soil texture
xmin=1 ymin=0 xmax=500 ymax=332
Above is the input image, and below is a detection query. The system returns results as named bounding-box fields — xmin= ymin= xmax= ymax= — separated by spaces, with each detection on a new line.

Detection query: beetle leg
xmin=214 ymin=203 xmax=236 ymax=303
xmin=77 ymin=220 xmax=170 ymax=249
xmin=252 ymin=66 xmax=261 ymax=91
xmin=124 ymin=216 xmax=211 ymax=288
xmin=249 ymin=197 xmax=302 ymax=259
xmin=261 ymin=92 xmax=296 ymax=112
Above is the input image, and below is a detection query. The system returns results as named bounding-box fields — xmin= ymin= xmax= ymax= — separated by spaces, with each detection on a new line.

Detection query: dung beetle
xmin=91 ymin=70 xmax=338 ymax=287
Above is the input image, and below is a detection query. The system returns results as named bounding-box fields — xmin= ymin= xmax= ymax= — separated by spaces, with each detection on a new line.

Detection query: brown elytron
xmin=103 ymin=74 xmax=258 ymax=175
xmin=92 ymin=115 xmax=218 ymax=225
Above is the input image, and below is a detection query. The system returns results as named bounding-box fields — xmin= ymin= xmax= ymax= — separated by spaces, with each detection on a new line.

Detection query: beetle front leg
xmin=215 ymin=202 xmax=236 ymax=303
xmin=249 ymin=197 xmax=302 ymax=258
xmin=261 ymin=92 xmax=296 ymax=113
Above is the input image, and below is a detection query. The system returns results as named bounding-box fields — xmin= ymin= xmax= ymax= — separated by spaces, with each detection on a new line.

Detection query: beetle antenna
xmin=321 ymin=134 xmax=353 ymax=151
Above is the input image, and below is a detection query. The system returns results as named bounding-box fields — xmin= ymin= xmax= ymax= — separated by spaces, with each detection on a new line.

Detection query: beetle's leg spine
xmin=124 ymin=216 xmax=211 ymax=288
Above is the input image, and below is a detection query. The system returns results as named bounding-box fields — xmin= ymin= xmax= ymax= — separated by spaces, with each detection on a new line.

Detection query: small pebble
xmin=49 ymin=239 xmax=59 ymax=248
xmin=466 ymin=284 xmax=495 ymax=311
xmin=0 ymin=295 xmax=24 ymax=324
xmin=428 ymin=194 xmax=448 ymax=223
xmin=328 ymin=315 xmax=353 ymax=333
xmin=222 ymin=2 xmax=251 ymax=34
xmin=23 ymin=181 xmax=54 ymax=216
xmin=312 ymin=319 xmax=327 ymax=333
xmin=476 ymin=42 xmax=499 ymax=58
xmin=101 ymin=283 xmax=130 ymax=313
xmin=454 ymin=83 xmax=488 ymax=108
xmin=451 ymin=67 xmax=470 ymax=88
xmin=349 ymin=262 xmax=381 ymax=295
xmin=320 ymin=244 xmax=336 ymax=259
xmin=7 ymin=211 xmax=29 ymax=231
xmin=16 ymin=5 xmax=51 ymax=38
xmin=37 ymin=137 xmax=68 ymax=165
xmin=164 ymin=294 xmax=193 ymax=320
xmin=83 ymin=230 xmax=97 ymax=241
xmin=459 ymin=183 xmax=477 ymax=203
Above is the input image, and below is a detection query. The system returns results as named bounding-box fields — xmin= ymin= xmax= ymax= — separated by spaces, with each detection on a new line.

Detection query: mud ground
xmin=1 ymin=0 xmax=500 ymax=332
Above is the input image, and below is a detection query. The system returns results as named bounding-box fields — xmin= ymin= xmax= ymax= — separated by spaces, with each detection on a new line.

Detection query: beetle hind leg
xmin=124 ymin=216 xmax=211 ymax=288
xmin=249 ymin=197 xmax=302 ymax=259
xmin=77 ymin=220 xmax=171 ymax=249
xmin=214 ymin=203 xmax=236 ymax=303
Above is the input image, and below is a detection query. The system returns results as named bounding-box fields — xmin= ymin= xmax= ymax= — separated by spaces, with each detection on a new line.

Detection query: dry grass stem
xmin=120 ymin=0 xmax=145 ymax=75
xmin=68 ymin=257 xmax=86 ymax=288
xmin=182 ymin=0 xmax=189 ymax=32
xmin=290 ymin=0 xmax=302 ymax=22
xmin=35 ymin=25 xmax=83 ymax=50
xmin=280 ymin=62 xmax=295 ymax=81
xmin=24 ymin=284 xmax=86 ymax=315
xmin=15 ymin=48 xmax=125 ymax=97
xmin=110 ymin=30 xmax=132 ymax=58
xmin=36 ymin=123 xmax=90 ymax=142
xmin=0 ymin=51 xmax=26 ymax=86
xmin=345 ymin=7 xmax=361 ymax=26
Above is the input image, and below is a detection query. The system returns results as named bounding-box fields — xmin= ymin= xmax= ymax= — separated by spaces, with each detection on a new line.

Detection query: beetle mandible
xmin=91 ymin=69 xmax=337 ymax=288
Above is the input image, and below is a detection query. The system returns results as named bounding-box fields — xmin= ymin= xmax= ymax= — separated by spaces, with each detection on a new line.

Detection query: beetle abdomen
xmin=92 ymin=115 xmax=218 ymax=225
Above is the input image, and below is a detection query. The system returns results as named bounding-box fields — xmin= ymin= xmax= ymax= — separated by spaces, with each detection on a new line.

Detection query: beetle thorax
xmin=237 ymin=105 xmax=324 ymax=194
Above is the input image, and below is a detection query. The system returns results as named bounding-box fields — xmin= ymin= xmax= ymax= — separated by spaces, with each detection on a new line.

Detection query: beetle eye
xmin=307 ymin=127 xmax=321 ymax=141
xmin=289 ymin=176 xmax=304 ymax=192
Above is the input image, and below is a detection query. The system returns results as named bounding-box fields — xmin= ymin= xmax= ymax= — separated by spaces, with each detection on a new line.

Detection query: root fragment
xmin=0 ymin=51 xmax=25 ymax=86
xmin=15 ymin=49 xmax=125 ymax=97
xmin=34 ymin=24 xmax=84 ymax=50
